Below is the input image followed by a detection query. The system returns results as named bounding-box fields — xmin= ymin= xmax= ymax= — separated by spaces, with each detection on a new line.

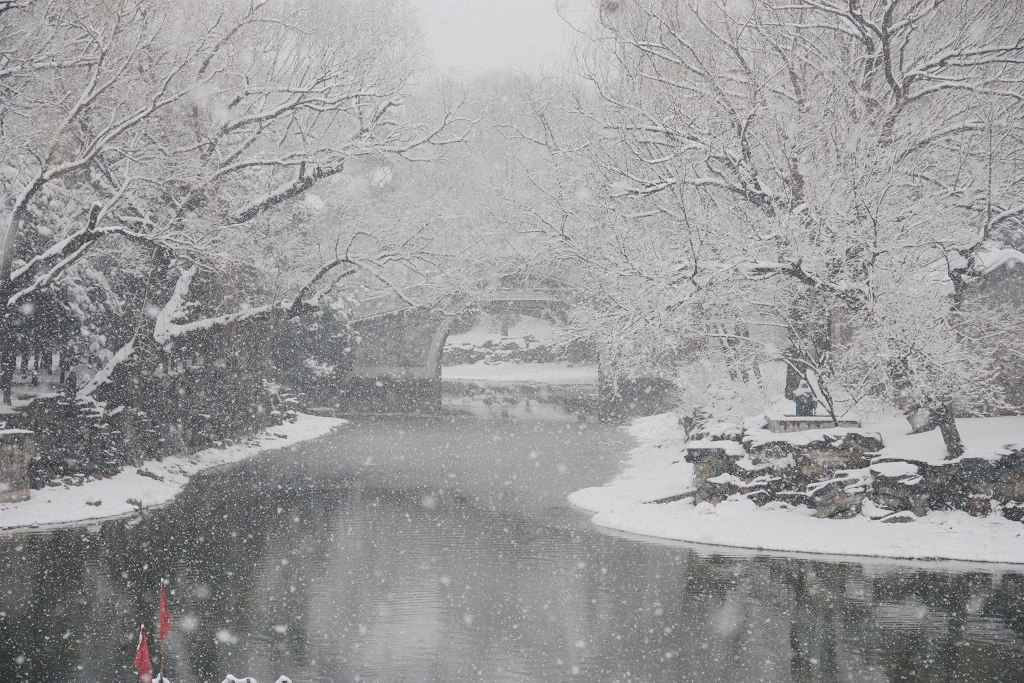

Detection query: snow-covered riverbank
xmin=0 ymin=413 xmax=345 ymax=533
xmin=570 ymin=413 xmax=1024 ymax=564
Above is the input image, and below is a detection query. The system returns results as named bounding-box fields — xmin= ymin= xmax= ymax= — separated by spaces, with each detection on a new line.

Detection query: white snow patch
xmin=570 ymin=412 xmax=692 ymax=513
xmin=444 ymin=314 xmax=561 ymax=350
xmin=442 ymin=361 xmax=597 ymax=385
xmin=707 ymin=473 xmax=747 ymax=486
xmin=977 ymin=247 xmax=1024 ymax=274
xmin=0 ymin=413 xmax=345 ymax=532
xmin=861 ymin=498 xmax=893 ymax=520
xmin=215 ymin=629 xmax=238 ymax=645
xmin=875 ymin=415 xmax=1024 ymax=464
xmin=629 ymin=412 xmax=686 ymax=443
xmin=302 ymin=357 xmax=335 ymax=378
xmin=570 ymin=412 xmax=1024 ymax=564
xmin=696 ymin=421 xmax=744 ymax=441
xmin=743 ymin=423 xmax=881 ymax=450
xmin=869 ymin=461 xmax=919 ymax=478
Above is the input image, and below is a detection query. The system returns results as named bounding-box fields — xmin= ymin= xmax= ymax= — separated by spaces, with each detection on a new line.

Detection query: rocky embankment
xmin=685 ymin=416 xmax=1024 ymax=524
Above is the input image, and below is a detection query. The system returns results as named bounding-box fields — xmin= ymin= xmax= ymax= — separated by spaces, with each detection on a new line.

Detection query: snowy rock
xmin=707 ymin=472 xmax=747 ymax=486
xmin=1003 ymin=500 xmax=1024 ymax=522
xmin=764 ymin=416 xmax=861 ymax=433
xmin=685 ymin=417 xmax=889 ymax=511
xmin=808 ymin=469 xmax=871 ymax=519
xmin=574 ymin=412 xmax=1024 ymax=562
xmin=860 ymin=498 xmax=893 ymax=520
xmin=881 ymin=511 xmax=917 ymax=524
xmin=694 ymin=501 xmax=717 ymax=515
xmin=684 ymin=440 xmax=748 ymax=504
xmin=744 ymin=426 xmax=883 ymax=484
xmin=869 ymin=461 xmax=919 ymax=478
xmin=684 ymin=439 xmax=747 ymax=459
xmin=866 ymin=444 xmax=1024 ymax=521
xmin=869 ymin=459 xmax=929 ymax=516
xmin=689 ymin=421 xmax=744 ymax=442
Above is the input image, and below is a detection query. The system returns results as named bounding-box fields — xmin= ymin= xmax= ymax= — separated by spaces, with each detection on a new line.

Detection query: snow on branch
xmin=976 ymin=247 xmax=1024 ymax=275
xmin=152 ymin=257 xmax=359 ymax=348
xmin=735 ymin=260 xmax=869 ymax=306
xmin=230 ymin=162 xmax=345 ymax=224
xmin=152 ymin=266 xmax=199 ymax=347
xmin=156 ymin=299 xmax=298 ymax=347
xmin=77 ymin=336 xmax=136 ymax=400
xmin=7 ymin=206 xmax=168 ymax=307
xmin=9 ymin=204 xmax=102 ymax=284
xmin=150 ymin=266 xmax=302 ymax=347
xmin=0 ymin=0 xmax=31 ymax=19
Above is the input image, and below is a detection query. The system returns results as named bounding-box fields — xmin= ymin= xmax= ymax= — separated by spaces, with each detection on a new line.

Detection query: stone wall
xmin=0 ymin=313 xmax=289 ymax=490
xmin=764 ymin=416 xmax=861 ymax=433
xmin=0 ymin=429 xmax=35 ymax=503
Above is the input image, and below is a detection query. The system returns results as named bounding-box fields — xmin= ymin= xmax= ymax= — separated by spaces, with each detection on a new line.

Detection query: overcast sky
xmin=412 ymin=0 xmax=584 ymax=74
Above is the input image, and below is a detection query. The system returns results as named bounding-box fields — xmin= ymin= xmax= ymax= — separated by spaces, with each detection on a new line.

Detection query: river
xmin=1 ymin=399 xmax=1023 ymax=681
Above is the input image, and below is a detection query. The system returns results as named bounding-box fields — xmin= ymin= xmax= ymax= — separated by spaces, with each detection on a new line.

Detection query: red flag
xmin=159 ymin=580 xmax=172 ymax=640
xmin=134 ymin=626 xmax=153 ymax=681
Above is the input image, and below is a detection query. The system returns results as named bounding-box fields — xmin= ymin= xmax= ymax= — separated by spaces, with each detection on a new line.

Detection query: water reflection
xmin=1 ymin=411 xmax=1022 ymax=681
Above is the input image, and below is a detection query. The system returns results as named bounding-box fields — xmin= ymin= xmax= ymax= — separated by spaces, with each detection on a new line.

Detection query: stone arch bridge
xmin=334 ymin=281 xmax=672 ymax=416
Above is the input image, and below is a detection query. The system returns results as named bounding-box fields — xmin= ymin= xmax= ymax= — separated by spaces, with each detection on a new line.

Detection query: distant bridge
xmin=346 ymin=283 xmax=566 ymax=323
xmin=338 ymin=281 xmax=571 ymax=412
xmin=334 ymin=277 xmax=672 ymax=416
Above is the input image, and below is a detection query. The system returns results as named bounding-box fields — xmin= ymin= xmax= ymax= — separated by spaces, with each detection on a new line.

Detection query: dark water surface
xmin=2 ymin=402 xmax=1024 ymax=682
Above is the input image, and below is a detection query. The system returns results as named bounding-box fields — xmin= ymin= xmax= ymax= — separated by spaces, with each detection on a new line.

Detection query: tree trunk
xmin=932 ymin=403 xmax=965 ymax=459
xmin=784 ymin=354 xmax=801 ymax=399
xmin=0 ymin=306 xmax=13 ymax=405
xmin=0 ymin=353 xmax=12 ymax=405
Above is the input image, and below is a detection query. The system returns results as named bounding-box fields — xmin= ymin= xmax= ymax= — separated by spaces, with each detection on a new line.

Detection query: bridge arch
xmin=334 ymin=277 xmax=672 ymax=416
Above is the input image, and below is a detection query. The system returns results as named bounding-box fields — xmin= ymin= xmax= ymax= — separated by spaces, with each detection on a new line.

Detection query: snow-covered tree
xmin=0 ymin=0 xmax=470 ymax=403
xmin=516 ymin=0 xmax=1024 ymax=454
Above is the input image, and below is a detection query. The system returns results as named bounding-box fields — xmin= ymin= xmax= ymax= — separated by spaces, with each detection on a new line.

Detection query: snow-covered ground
xmin=441 ymin=313 xmax=599 ymax=386
xmin=570 ymin=413 xmax=1024 ymax=564
xmin=442 ymin=361 xmax=598 ymax=385
xmin=0 ymin=413 xmax=345 ymax=533
xmin=876 ymin=415 xmax=1024 ymax=463
xmin=444 ymin=313 xmax=559 ymax=350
